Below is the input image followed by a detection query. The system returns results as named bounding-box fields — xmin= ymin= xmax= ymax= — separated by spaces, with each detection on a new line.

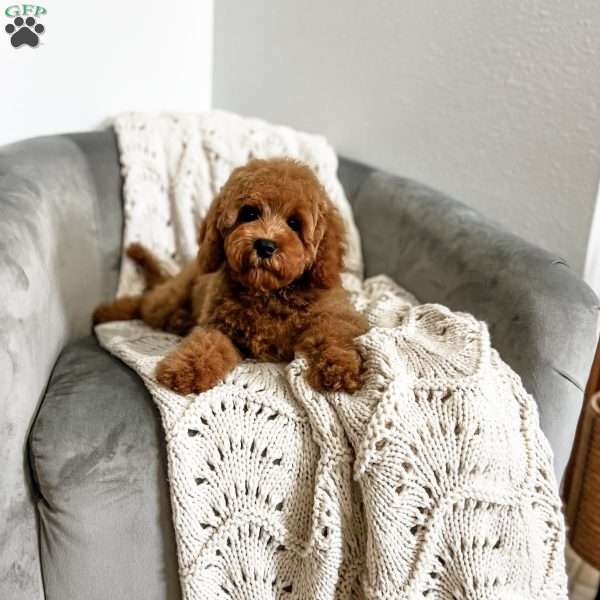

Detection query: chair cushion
xmin=29 ymin=336 xmax=180 ymax=600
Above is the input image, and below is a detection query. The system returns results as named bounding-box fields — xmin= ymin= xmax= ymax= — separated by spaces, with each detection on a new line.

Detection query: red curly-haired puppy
xmin=94 ymin=158 xmax=368 ymax=395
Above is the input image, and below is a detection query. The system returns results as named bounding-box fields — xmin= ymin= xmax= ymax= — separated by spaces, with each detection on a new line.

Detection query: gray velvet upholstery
xmin=0 ymin=132 xmax=596 ymax=600
xmin=0 ymin=130 xmax=121 ymax=599
xmin=29 ymin=336 xmax=179 ymax=600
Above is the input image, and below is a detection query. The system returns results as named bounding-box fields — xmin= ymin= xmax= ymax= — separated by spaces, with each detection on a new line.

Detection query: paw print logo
xmin=5 ymin=16 xmax=45 ymax=48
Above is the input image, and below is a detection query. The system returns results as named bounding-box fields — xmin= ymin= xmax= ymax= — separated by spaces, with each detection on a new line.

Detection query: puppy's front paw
xmin=308 ymin=346 xmax=363 ymax=393
xmin=156 ymin=350 xmax=219 ymax=395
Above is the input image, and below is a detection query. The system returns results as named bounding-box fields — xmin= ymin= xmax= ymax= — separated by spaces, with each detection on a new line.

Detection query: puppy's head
xmin=197 ymin=158 xmax=345 ymax=293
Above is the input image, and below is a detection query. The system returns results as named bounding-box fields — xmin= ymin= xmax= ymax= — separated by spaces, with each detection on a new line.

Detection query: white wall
xmin=584 ymin=184 xmax=600 ymax=297
xmin=213 ymin=0 xmax=600 ymax=274
xmin=1 ymin=0 xmax=213 ymax=145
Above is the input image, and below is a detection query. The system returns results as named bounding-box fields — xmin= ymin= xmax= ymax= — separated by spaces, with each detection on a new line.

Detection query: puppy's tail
xmin=126 ymin=242 xmax=169 ymax=290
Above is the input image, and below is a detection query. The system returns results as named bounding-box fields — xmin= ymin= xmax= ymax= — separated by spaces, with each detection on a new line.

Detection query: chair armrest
xmin=0 ymin=130 xmax=120 ymax=599
xmin=351 ymin=169 xmax=599 ymax=482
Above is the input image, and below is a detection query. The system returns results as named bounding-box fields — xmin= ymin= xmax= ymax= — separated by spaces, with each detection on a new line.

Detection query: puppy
xmin=94 ymin=158 xmax=368 ymax=395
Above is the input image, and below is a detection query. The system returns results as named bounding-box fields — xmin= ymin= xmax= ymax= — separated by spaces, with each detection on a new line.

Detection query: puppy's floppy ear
xmin=197 ymin=194 xmax=225 ymax=273
xmin=309 ymin=195 xmax=346 ymax=289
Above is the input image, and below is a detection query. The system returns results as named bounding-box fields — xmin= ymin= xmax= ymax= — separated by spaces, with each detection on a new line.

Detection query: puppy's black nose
xmin=254 ymin=238 xmax=277 ymax=258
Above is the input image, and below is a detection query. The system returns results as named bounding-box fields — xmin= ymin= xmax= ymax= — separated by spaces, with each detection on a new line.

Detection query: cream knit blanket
xmin=97 ymin=112 xmax=568 ymax=599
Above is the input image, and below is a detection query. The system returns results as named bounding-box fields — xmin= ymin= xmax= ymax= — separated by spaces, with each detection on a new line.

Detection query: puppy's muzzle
xmin=254 ymin=239 xmax=277 ymax=259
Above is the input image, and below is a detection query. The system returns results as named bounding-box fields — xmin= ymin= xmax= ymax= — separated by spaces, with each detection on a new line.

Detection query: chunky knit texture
xmin=97 ymin=275 xmax=567 ymax=599
xmin=99 ymin=112 xmax=568 ymax=598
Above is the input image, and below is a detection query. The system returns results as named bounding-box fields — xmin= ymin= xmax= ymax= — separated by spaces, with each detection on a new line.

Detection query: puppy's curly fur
xmin=94 ymin=158 xmax=368 ymax=394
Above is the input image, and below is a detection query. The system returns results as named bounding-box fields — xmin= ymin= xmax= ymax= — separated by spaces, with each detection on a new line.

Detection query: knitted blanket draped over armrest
xmin=97 ymin=112 xmax=568 ymax=599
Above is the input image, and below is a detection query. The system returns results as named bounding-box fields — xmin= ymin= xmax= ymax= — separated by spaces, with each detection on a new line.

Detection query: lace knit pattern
xmin=97 ymin=275 xmax=567 ymax=599
xmin=100 ymin=112 xmax=568 ymax=598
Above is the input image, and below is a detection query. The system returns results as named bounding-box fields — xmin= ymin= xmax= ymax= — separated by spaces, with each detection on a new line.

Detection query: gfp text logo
xmin=4 ymin=4 xmax=46 ymax=48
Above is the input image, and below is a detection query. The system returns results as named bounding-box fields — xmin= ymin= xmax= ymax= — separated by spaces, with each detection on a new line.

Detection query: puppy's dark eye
xmin=238 ymin=205 xmax=260 ymax=223
xmin=287 ymin=217 xmax=301 ymax=232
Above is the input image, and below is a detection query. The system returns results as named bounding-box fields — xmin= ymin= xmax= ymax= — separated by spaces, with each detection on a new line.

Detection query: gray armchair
xmin=1 ymin=129 xmax=597 ymax=600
